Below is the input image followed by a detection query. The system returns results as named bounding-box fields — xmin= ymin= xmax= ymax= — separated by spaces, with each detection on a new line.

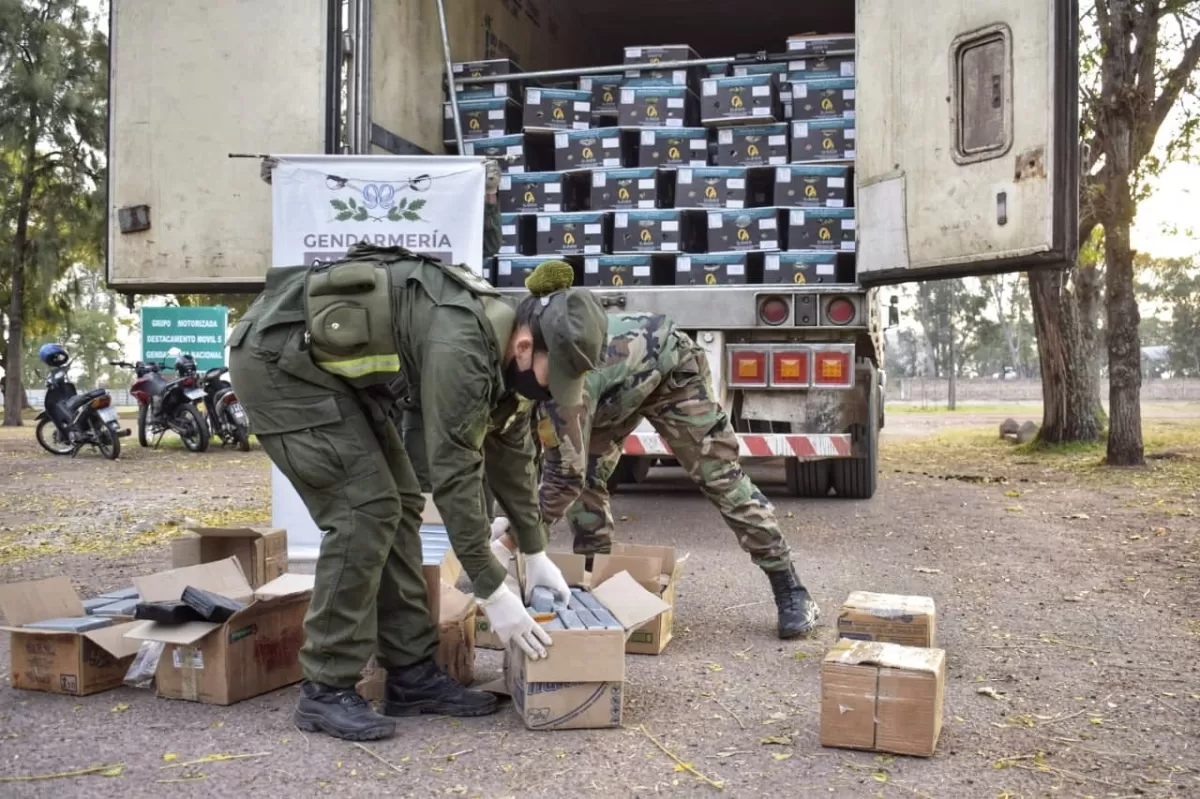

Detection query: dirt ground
xmin=0 ymin=403 xmax=1197 ymax=798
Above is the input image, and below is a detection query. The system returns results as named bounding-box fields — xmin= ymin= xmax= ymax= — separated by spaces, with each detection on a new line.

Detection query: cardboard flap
xmin=124 ymin=618 xmax=222 ymax=646
xmin=255 ymin=573 xmax=315 ymax=601
xmin=439 ymin=584 xmax=474 ymax=623
xmin=420 ymin=493 xmax=443 ymax=524
xmin=591 ymin=554 xmax=662 ymax=587
xmin=547 ymin=552 xmax=587 ymax=586
xmin=824 ymin=639 xmax=945 ymax=674
xmin=0 ymin=577 xmax=84 ymax=625
xmin=82 ymin=621 xmax=144 ymax=659
xmin=611 ymin=542 xmax=677 ymax=573
xmin=187 ymin=526 xmax=277 ymax=540
xmin=134 ymin=556 xmax=254 ymax=604
xmin=591 ymin=571 xmax=671 ymax=633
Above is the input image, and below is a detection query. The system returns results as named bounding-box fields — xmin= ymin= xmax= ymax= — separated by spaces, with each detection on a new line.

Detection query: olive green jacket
xmin=234 ymin=202 xmax=541 ymax=598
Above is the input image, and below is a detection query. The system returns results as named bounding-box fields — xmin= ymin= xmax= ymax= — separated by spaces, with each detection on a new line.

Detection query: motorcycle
xmin=173 ymin=353 xmax=251 ymax=451
xmin=34 ymin=344 xmax=129 ymax=460
xmin=111 ymin=355 xmax=211 ymax=453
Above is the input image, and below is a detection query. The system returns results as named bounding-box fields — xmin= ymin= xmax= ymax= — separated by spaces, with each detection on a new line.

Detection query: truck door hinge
xmin=342 ymin=33 xmax=354 ymax=57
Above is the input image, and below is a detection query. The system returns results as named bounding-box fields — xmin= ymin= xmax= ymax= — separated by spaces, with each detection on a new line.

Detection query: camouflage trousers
xmin=566 ymin=343 xmax=793 ymax=571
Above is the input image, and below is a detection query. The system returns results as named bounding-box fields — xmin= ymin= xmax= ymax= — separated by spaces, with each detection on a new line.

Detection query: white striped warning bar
xmin=621 ymin=433 xmax=853 ymax=459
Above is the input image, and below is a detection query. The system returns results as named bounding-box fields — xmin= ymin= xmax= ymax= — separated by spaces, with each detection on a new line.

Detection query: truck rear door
xmin=854 ymin=0 xmax=1079 ymax=286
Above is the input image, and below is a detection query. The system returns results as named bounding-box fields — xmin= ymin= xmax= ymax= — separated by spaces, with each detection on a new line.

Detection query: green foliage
xmin=0 ymin=0 xmax=108 ymax=420
xmin=329 ymin=196 xmax=426 ymax=223
xmin=1138 ymin=254 xmax=1200 ymax=376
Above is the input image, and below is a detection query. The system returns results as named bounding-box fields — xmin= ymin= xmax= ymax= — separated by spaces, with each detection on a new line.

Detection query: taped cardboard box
xmin=417 ymin=492 xmax=464 ymax=624
xmin=503 ymin=570 xmax=671 ymax=730
xmin=172 ymin=526 xmax=287 ymax=589
xmin=838 ymin=592 xmax=936 ymax=648
xmin=592 ymin=543 xmax=687 ymax=655
xmin=0 ymin=577 xmax=142 ymax=695
xmin=820 ymin=639 xmax=946 ymax=757
xmin=357 ymin=583 xmax=478 ymax=700
xmin=125 ymin=557 xmax=312 ymax=705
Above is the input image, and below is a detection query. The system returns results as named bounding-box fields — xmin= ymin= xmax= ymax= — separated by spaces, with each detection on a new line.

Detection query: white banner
xmin=269 ymin=154 xmax=487 ymax=561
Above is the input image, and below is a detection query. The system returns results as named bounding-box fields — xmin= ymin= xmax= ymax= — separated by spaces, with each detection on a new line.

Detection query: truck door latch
xmin=599 ymin=293 xmax=626 ymax=310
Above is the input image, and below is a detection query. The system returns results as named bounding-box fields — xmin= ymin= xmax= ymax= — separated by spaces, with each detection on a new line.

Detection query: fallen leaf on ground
xmin=760 ymin=735 xmax=793 ymax=746
xmin=110 ymin=703 xmax=130 ymax=713
xmin=872 ymin=771 xmax=889 ymax=783
xmin=162 ymin=754 xmax=178 ymax=762
xmin=1064 ymin=513 xmax=1090 ymax=520
xmin=914 ymin=567 xmax=941 ymax=574
xmin=977 ymin=687 xmax=1007 ymax=701
xmin=772 ymin=753 xmax=792 ymax=761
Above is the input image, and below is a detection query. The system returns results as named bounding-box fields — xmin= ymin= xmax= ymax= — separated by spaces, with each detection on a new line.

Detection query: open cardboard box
xmin=593 ymin=543 xmax=687 ymax=655
xmin=501 ymin=564 xmax=671 ymax=730
xmin=124 ymin=556 xmax=313 ymax=705
xmin=0 ymin=577 xmax=142 ymax=696
xmin=172 ymin=526 xmax=288 ymax=589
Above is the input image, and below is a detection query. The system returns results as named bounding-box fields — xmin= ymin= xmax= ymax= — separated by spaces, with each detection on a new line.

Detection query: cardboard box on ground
xmin=125 ymin=557 xmax=313 ymax=705
xmin=0 ymin=578 xmax=143 ymax=696
xmin=820 ymin=592 xmax=944 ymax=757
xmin=476 ymin=543 xmax=687 ymax=656
xmin=500 ymin=566 xmax=672 ymax=730
xmin=171 ymin=526 xmax=287 ymax=589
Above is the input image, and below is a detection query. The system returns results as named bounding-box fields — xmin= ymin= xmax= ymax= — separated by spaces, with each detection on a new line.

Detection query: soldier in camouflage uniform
xmin=535 ymin=299 xmax=820 ymax=639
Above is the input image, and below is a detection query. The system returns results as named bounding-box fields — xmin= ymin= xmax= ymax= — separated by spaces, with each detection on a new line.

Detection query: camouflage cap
xmin=526 ymin=260 xmax=607 ymax=406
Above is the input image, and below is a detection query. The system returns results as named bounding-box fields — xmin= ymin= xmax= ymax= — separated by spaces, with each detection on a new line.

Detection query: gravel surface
xmin=0 ymin=410 xmax=1197 ymax=798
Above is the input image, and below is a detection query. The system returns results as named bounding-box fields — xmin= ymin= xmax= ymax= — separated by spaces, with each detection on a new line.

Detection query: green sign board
xmin=141 ymin=306 xmax=228 ymax=371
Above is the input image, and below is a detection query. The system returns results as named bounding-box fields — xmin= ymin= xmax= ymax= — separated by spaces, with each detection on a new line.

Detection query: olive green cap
xmin=526 ymin=260 xmax=608 ymax=406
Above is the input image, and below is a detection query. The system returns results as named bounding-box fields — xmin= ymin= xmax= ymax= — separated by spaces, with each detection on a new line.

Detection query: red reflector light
xmin=90 ymin=395 xmax=112 ymax=410
xmin=728 ymin=348 xmax=768 ymax=387
xmin=771 ymin=349 xmax=810 ymax=386
xmin=825 ymin=297 xmax=856 ymax=325
xmin=812 ymin=349 xmax=853 ymax=387
xmin=758 ymin=296 xmax=790 ymax=326
xmin=182 ymin=377 xmax=194 ymax=387
xmin=222 ymin=393 xmax=238 ymax=405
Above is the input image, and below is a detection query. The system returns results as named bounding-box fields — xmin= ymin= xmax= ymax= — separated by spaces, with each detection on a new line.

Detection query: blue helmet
xmin=38 ymin=343 xmax=69 ymax=368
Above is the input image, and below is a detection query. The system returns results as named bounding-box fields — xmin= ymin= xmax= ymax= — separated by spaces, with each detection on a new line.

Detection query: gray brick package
xmin=23 ymin=616 xmax=114 ymax=633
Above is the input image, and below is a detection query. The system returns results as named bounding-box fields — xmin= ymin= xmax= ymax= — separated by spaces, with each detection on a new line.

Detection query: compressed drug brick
xmin=589 ymin=607 xmax=624 ymax=630
xmin=135 ymin=601 xmax=205 ymax=624
xmin=556 ymin=609 xmax=585 ymax=630
xmin=181 ymin=586 xmax=246 ymax=624
xmin=82 ymin=597 xmax=111 ymax=615
xmin=540 ymin=617 xmax=565 ymax=631
xmin=97 ymin=587 xmax=139 ymax=601
xmin=570 ymin=587 xmax=603 ymax=611
xmin=94 ymin=599 xmax=139 ymax=617
xmin=24 ymin=616 xmax=113 ymax=633
xmin=529 ymin=586 xmax=557 ymax=613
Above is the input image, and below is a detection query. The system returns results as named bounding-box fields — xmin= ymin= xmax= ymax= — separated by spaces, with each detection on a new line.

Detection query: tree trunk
xmin=1028 ymin=265 xmax=1103 ymax=443
xmin=3 ymin=123 xmax=39 ymax=428
xmin=1075 ymin=261 xmax=1105 ymax=422
xmin=1104 ymin=175 xmax=1143 ymax=465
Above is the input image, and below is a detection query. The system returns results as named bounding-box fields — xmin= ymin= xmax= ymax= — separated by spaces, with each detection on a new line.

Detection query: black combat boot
xmin=765 ymin=564 xmax=820 ymax=639
xmin=293 ymin=680 xmax=396 ymax=741
xmin=382 ymin=657 xmax=499 ymax=718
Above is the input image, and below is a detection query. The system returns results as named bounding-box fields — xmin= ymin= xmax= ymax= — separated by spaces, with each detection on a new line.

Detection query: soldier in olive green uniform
xmin=531 ymin=297 xmax=820 ymax=639
xmin=231 ymin=171 xmax=608 ymax=741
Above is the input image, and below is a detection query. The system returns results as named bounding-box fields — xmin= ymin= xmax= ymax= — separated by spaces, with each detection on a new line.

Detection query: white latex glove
xmin=479 ymin=583 xmax=551 ymax=659
xmin=490 ymin=516 xmax=511 ymax=542
xmin=485 ymin=159 xmax=502 ymax=194
xmin=523 ymin=551 xmax=571 ymax=606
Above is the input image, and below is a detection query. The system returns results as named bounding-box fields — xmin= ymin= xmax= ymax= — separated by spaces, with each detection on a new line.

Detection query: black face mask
xmin=505 ymin=358 xmax=552 ymax=402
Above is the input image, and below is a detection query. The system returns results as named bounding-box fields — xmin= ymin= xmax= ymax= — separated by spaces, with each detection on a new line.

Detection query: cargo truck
xmin=106 ymin=0 xmax=1079 ymax=500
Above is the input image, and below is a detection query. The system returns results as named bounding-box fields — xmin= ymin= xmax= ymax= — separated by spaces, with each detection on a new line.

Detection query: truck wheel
xmin=785 ymin=459 xmax=831 ymax=498
xmin=830 ymin=371 xmax=880 ymax=500
xmin=606 ymin=455 xmax=652 ymax=493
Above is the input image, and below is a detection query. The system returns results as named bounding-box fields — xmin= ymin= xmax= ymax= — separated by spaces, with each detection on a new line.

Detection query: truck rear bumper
xmin=622 ymin=432 xmax=853 ymax=460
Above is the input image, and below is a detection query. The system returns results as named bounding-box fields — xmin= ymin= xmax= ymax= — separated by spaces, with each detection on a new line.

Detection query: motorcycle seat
xmin=65 ymin=389 xmax=106 ymax=410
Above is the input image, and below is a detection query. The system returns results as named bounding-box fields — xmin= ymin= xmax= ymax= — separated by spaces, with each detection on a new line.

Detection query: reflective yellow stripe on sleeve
xmin=318 ymin=354 xmax=402 ymax=380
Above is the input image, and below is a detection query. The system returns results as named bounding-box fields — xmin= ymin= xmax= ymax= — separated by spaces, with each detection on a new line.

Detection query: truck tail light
xmin=727 ymin=346 xmax=769 ymax=388
xmin=770 ymin=347 xmax=811 ymax=387
xmin=757 ymin=295 xmax=790 ymax=326
xmin=821 ymin=294 xmax=862 ymax=326
xmin=811 ymin=345 xmax=855 ymax=388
